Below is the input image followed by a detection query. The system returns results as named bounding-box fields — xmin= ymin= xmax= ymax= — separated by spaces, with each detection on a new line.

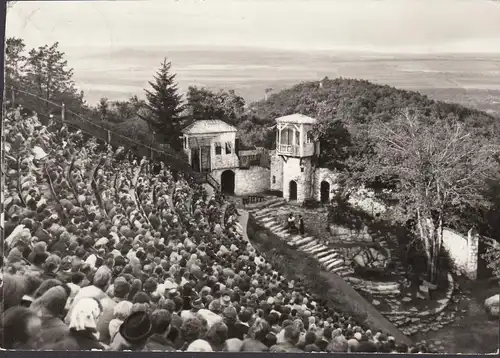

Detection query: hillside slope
xmin=238 ymin=77 xmax=500 ymax=148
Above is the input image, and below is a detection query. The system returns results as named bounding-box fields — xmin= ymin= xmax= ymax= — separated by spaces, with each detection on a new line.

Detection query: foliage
xmin=311 ymin=118 xmax=353 ymax=170
xmin=244 ymin=77 xmax=500 ymax=157
xmin=5 ymin=37 xmax=191 ymax=176
xmin=92 ymin=95 xmax=150 ymax=124
xmin=244 ymin=77 xmax=500 ymax=238
xmin=5 ymin=38 xmax=85 ymax=123
xmin=362 ymin=110 xmax=500 ymax=283
xmin=185 ymin=86 xmax=245 ymax=126
xmin=24 ymin=42 xmax=85 ymax=118
xmin=4 ymin=37 xmax=26 ymax=100
xmin=482 ymin=244 xmax=500 ymax=282
xmin=97 ymin=97 xmax=110 ymax=121
xmin=144 ymin=58 xmax=185 ymax=150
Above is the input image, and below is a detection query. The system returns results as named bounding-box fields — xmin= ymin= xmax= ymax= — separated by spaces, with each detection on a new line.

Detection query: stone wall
xmin=211 ymin=132 xmax=239 ymax=170
xmin=442 ymin=228 xmax=479 ymax=280
xmin=270 ymin=152 xmax=283 ymax=191
xmin=234 ymin=166 xmax=271 ymax=196
xmin=282 ymin=157 xmax=312 ymax=203
xmin=313 ymin=168 xmax=339 ymax=202
xmin=329 ymin=223 xmax=373 ymax=243
xmin=466 ymin=228 xmax=479 ymax=280
xmin=211 ymin=167 xmax=270 ymax=196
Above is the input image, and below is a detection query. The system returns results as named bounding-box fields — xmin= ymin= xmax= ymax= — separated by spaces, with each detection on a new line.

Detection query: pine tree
xmin=144 ymin=58 xmax=185 ymax=150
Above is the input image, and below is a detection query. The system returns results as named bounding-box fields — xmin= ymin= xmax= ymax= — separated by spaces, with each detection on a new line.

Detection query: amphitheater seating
xmin=1 ymin=107 xmax=430 ymax=353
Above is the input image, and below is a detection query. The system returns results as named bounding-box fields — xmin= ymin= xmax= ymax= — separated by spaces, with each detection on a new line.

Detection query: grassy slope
xmin=238 ymin=77 xmax=500 ymax=147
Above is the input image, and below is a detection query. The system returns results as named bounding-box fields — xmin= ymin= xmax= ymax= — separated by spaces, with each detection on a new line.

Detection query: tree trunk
xmin=416 ymin=209 xmax=443 ymax=285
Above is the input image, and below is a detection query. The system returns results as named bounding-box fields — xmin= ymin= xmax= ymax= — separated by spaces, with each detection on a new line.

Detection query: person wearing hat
xmin=110 ymin=308 xmax=153 ymax=351
xmin=49 ymin=297 xmax=105 ymax=350
xmin=180 ymin=296 xmax=203 ymax=321
xmin=65 ymin=265 xmax=115 ymax=344
xmin=30 ymin=285 xmax=71 ymax=349
xmin=220 ymin=294 xmax=231 ymax=307
xmin=186 ymin=339 xmax=213 ymax=352
xmin=56 ymin=255 xmax=75 ymax=283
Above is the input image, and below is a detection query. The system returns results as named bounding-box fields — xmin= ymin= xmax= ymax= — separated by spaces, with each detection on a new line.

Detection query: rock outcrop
xmin=352 ymin=246 xmax=391 ymax=271
xmin=484 ymin=294 xmax=499 ymax=319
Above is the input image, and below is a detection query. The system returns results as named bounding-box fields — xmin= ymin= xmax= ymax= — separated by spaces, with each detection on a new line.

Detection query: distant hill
xmin=238 ymin=77 xmax=500 ymax=148
xmin=69 ymin=47 xmax=500 ymax=112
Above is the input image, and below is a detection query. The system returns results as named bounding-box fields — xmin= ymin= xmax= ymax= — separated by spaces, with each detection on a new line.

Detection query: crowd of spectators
xmin=0 ymin=107 xmax=431 ymax=352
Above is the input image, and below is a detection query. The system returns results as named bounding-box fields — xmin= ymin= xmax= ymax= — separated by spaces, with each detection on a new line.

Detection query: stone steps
xmin=292 ymin=236 xmax=315 ymax=246
xmin=316 ymin=250 xmax=338 ymax=259
xmin=263 ymin=221 xmax=278 ymax=229
xmin=246 ymin=198 xmax=286 ymax=210
xmin=324 ymin=259 xmax=345 ymax=271
xmin=250 ymin=203 xmax=355 ymax=280
xmin=259 ymin=216 xmax=274 ymax=223
xmin=300 ymin=241 xmax=321 ymax=251
xmin=252 ymin=202 xmax=286 ymax=215
xmin=317 ymin=253 xmax=340 ymax=263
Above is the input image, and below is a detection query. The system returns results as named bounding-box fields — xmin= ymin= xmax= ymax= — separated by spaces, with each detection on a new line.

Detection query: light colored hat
xmin=186 ymin=339 xmax=213 ymax=352
xmin=69 ymin=298 xmax=102 ymax=332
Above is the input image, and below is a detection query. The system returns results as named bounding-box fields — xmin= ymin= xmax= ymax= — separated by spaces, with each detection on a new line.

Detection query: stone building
xmin=270 ymin=114 xmax=338 ymax=204
xmin=182 ymin=115 xmax=338 ymax=203
xmin=182 ymin=120 xmax=270 ymax=196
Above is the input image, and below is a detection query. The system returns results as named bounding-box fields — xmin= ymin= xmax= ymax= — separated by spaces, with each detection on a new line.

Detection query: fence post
xmin=61 ymin=103 xmax=66 ymax=122
xmin=107 ymin=130 xmax=111 ymax=143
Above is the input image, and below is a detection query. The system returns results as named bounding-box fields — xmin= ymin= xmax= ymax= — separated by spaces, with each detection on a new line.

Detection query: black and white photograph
xmin=1 ymin=0 xmax=500 ymax=353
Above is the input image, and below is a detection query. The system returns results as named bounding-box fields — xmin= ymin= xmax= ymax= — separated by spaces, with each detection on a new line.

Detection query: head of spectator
xmin=2 ymin=306 xmax=43 ymax=349
xmin=186 ymin=339 xmax=213 ymax=352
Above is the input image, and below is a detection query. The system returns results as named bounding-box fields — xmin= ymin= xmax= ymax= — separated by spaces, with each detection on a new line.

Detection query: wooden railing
xmin=277 ymin=144 xmax=300 ymax=156
xmin=206 ymin=172 xmax=221 ymax=192
xmin=243 ymin=195 xmax=266 ymax=205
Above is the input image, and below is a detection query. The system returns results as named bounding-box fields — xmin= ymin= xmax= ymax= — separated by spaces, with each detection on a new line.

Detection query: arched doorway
xmin=320 ymin=181 xmax=330 ymax=204
xmin=221 ymin=170 xmax=235 ymax=195
xmin=289 ymin=180 xmax=297 ymax=201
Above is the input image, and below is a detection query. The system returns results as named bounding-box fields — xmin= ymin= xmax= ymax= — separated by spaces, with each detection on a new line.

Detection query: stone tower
xmin=271 ymin=114 xmax=319 ymax=203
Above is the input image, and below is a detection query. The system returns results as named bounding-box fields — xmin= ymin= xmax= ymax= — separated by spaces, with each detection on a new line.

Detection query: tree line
xmin=4 ymin=38 xmax=248 ymax=151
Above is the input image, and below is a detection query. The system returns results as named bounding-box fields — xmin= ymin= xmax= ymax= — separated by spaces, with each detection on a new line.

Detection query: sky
xmin=6 ymin=0 xmax=500 ymax=56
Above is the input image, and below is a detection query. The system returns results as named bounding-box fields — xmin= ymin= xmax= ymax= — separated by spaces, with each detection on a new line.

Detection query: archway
xmin=221 ymin=170 xmax=235 ymax=195
xmin=320 ymin=181 xmax=330 ymax=204
xmin=289 ymin=180 xmax=297 ymax=201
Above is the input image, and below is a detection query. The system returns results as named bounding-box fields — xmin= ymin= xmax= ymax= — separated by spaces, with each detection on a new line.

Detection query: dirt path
xmin=237 ymin=209 xmax=249 ymax=241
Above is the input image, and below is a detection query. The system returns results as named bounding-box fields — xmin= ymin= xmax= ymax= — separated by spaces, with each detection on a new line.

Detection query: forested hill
xmin=238 ymin=77 xmax=500 ymax=148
